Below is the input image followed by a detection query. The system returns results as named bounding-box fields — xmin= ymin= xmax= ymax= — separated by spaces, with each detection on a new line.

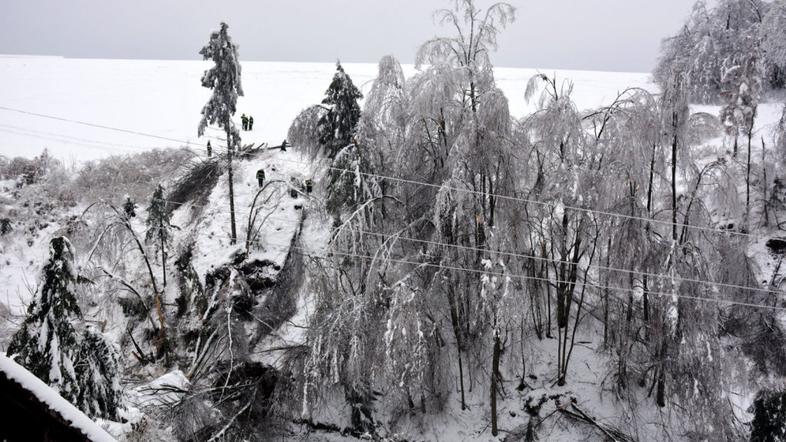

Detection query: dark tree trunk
xmin=227 ymin=126 xmax=238 ymax=245
xmin=603 ymin=237 xmax=612 ymax=347
xmin=491 ymin=329 xmax=501 ymax=436
xmin=671 ymin=126 xmax=678 ymax=242
xmin=733 ymin=134 xmax=738 ymax=157
xmin=160 ymin=220 xmax=167 ymax=288
xmin=763 ymin=137 xmax=769 ymax=227
xmin=747 ymin=128 xmax=753 ymax=225
xmin=446 ymin=285 xmax=466 ymax=410
xmin=643 ymin=143 xmax=656 ymax=324
xmin=656 ymin=338 xmax=667 ymax=407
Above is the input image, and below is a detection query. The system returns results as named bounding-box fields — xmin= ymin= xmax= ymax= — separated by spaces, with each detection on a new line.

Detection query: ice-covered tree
xmin=720 ymin=35 xmax=762 ymax=157
xmin=288 ymin=104 xmax=328 ymax=159
xmin=762 ymin=0 xmax=786 ymax=86
xmin=655 ymin=0 xmax=768 ymax=102
xmin=7 ymin=236 xmax=82 ymax=405
xmin=318 ymin=61 xmax=363 ymax=159
xmin=776 ymin=104 xmax=786 ymax=166
xmin=719 ymin=34 xmax=762 ymax=225
xmin=416 ymin=0 xmax=514 ymax=113
xmin=359 ymin=55 xmax=407 ymax=170
xmin=198 ymin=22 xmax=243 ymax=244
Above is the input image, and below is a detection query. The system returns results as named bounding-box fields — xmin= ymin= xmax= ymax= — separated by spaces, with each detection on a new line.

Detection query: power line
xmin=297 ymin=159 xmax=761 ymax=241
xmin=0 ymin=105 xmax=210 ymax=148
xmin=287 ymin=246 xmax=786 ymax=312
xmin=5 ymin=235 xmax=782 ymax=313
xmin=134 ymin=175 xmax=780 ymax=298
xmin=0 ymin=106 xmax=758 ymax=242
xmin=140 ymin=193 xmax=779 ymax=299
xmin=0 ymin=124 xmax=156 ymax=153
xmin=6 ymin=204 xmax=780 ymax=312
xmin=0 ymin=110 xmax=775 ymax=297
xmin=347 ymin=228 xmax=782 ymax=297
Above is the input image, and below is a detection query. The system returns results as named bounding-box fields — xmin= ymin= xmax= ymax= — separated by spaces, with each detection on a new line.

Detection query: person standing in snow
xmin=206 ymin=140 xmax=212 ymax=157
xmin=281 ymin=139 xmax=288 ymax=151
xmin=248 ymin=115 xmax=254 ymax=131
xmin=123 ymin=195 xmax=136 ymax=218
xmin=256 ymin=168 xmax=265 ymax=187
xmin=241 ymin=114 xmax=248 ymax=131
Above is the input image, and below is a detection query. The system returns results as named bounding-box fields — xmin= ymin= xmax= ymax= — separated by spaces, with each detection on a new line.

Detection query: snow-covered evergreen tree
xmin=75 ymin=326 xmax=122 ymax=420
xmin=7 ymin=237 xmax=124 ymax=420
xmin=146 ymin=183 xmax=172 ymax=288
xmin=317 ymin=61 xmax=363 ymax=159
xmin=7 ymin=236 xmax=82 ymax=405
xmin=198 ymin=22 xmax=243 ymax=244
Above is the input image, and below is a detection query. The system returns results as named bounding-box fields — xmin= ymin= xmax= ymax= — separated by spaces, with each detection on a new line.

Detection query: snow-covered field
xmin=0 ymin=56 xmax=653 ymax=162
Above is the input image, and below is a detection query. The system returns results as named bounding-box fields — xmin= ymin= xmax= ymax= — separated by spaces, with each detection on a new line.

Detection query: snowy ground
xmin=0 ymin=56 xmax=653 ymax=162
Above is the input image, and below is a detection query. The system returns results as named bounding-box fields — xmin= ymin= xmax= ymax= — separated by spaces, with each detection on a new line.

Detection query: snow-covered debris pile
xmin=0 ymin=353 xmax=116 ymax=441
xmin=133 ymin=370 xmax=191 ymax=409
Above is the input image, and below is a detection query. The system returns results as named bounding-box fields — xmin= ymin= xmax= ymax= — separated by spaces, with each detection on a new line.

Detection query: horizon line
xmin=0 ymin=53 xmax=651 ymax=76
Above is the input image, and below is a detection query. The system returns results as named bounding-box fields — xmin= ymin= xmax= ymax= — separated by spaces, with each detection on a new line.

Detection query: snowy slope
xmin=0 ymin=56 xmax=653 ymax=162
xmin=181 ymin=148 xmax=317 ymax=279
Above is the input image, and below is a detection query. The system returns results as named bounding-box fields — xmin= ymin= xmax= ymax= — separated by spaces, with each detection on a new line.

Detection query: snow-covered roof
xmin=0 ymin=353 xmax=116 ymax=442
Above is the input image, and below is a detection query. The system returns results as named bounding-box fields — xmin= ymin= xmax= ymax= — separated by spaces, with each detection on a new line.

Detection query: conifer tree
xmin=4 ymin=236 xmax=122 ymax=419
xmin=198 ymin=22 xmax=243 ymax=245
xmin=146 ymin=184 xmax=172 ymax=288
xmin=76 ymin=326 xmax=122 ymax=420
xmin=7 ymin=236 xmax=82 ymax=405
xmin=318 ymin=61 xmax=363 ymax=159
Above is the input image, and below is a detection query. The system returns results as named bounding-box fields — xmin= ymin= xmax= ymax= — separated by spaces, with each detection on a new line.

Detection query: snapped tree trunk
xmin=227 ymin=127 xmax=238 ymax=245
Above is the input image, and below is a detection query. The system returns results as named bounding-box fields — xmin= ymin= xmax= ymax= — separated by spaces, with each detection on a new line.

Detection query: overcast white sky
xmin=1 ymin=0 xmax=696 ymax=73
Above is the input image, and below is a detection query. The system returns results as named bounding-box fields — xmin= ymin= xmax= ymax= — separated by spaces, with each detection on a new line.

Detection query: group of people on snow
xmin=241 ymin=114 xmax=254 ymax=131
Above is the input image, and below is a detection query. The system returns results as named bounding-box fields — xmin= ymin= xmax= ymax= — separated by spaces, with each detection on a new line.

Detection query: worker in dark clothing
xmin=241 ymin=114 xmax=248 ymax=131
xmin=248 ymin=116 xmax=254 ymax=131
xmin=123 ymin=196 xmax=136 ymax=218
xmin=206 ymin=140 xmax=212 ymax=157
xmin=256 ymin=169 xmax=265 ymax=187
xmin=281 ymin=139 xmax=288 ymax=152
xmin=305 ymin=179 xmax=313 ymax=194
